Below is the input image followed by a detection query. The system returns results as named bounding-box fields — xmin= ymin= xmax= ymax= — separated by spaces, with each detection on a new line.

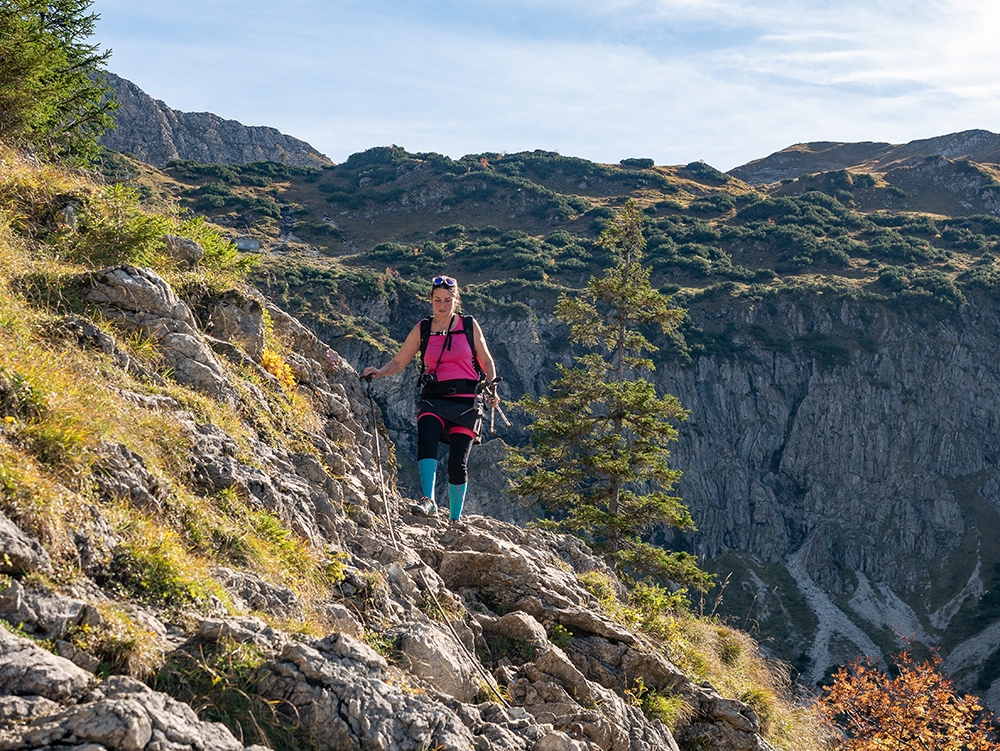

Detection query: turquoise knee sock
xmin=449 ymin=483 xmax=467 ymax=520
xmin=418 ymin=458 xmax=437 ymax=501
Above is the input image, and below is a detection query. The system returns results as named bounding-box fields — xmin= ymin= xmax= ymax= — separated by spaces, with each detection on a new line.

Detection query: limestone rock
xmin=0 ymin=581 xmax=101 ymax=641
xmin=0 ymin=625 xmax=93 ymax=702
xmin=200 ymin=290 xmax=267 ymax=359
xmin=210 ymin=567 xmax=302 ymax=619
xmin=92 ymin=441 xmax=168 ymax=515
xmin=259 ymin=632 xmax=479 ymax=751
xmin=0 ymin=675 xmax=249 ymax=751
xmin=0 ymin=513 xmax=53 ymax=576
xmin=98 ymin=72 xmax=331 ymax=168
xmin=481 ymin=611 xmax=550 ymax=645
xmin=83 ymin=265 xmax=234 ymax=401
xmin=162 ymin=234 xmax=204 ymax=268
xmin=392 ymin=619 xmax=481 ymax=702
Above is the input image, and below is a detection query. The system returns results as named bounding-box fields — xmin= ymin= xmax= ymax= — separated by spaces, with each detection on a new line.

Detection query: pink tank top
xmin=425 ymin=318 xmax=479 ymax=383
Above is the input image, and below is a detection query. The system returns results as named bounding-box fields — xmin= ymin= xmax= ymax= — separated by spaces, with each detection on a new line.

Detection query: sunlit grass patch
xmin=66 ymin=603 xmax=165 ymax=678
xmin=151 ymin=636 xmax=302 ymax=749
xmin=175 ymin=486 xmax=345 ymax=623
xmin=0 ymin=442 xmax=84 ymax=569
xmin=579 ymin=570 xmax=827 ymax=750
xmin=98 ymin=506 xmax=222 ymax=610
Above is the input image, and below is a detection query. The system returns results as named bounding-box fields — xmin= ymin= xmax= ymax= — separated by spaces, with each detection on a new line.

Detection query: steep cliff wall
xmin=98 ymin=72 xmax=331 ymax=168
xmin=656 ymin=296 xmax=1000 ymax=691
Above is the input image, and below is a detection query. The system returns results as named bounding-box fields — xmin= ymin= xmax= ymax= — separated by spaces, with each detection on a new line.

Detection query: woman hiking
xmin=363 ymin=275 xmax=499 ymax=524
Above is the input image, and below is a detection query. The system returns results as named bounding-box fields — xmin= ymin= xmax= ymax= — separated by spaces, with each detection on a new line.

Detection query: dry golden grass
xmin=0 ymin=142 xmax=342 ymax=636
xmin=579 ymin=571 xmax=829 ymax=751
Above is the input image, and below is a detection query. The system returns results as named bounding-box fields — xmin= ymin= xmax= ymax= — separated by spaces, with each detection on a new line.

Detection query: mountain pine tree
xmin=505 ymin=200 xmax=712 ymax=591
xmin=0 ymin=0 xmax=117 ymax=162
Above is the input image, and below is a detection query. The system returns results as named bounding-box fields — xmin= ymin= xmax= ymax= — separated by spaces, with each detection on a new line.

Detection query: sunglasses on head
xmin=432 ymin=276 xmax=457 ymax=287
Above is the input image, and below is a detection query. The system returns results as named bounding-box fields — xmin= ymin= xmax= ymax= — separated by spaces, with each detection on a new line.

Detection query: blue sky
xmin=88 ymin=0 xmax=1000 ymax=170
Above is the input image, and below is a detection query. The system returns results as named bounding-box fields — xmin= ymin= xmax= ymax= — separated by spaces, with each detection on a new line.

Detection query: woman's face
xmin=431 ymin=287 xmax=458 ymax=319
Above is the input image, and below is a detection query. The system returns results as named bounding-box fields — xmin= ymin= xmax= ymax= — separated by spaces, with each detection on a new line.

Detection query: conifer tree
xmin=0 ymin=0 xmax=117 ymax=162
xmin=505 ymin=200 xmax=712 ymax=591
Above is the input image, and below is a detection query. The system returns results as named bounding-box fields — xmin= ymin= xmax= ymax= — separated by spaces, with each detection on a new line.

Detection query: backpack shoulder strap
xmin=418 ymin=316 xmax=433 ymax=375
xmin=462 ymin=315 xmax=486 ymax=381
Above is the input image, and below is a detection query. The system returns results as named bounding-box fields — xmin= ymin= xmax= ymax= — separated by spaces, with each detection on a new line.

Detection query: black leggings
xmin=417 ymin=414 xmax=475 ymax=485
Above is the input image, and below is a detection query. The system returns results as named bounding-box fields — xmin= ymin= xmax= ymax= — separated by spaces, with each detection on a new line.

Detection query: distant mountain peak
xmin=99 ymin=72 xmax=331 ymax=168
xmin=729 ymin=129 xmax=1000 ymax=185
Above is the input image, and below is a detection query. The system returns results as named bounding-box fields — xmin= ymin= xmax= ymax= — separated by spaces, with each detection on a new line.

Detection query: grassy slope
xmin=118 ymin=148 xmax=1000 ymax=343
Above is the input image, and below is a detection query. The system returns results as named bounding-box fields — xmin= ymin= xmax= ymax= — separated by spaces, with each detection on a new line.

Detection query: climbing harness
xmin=361 ymin=374 xmax=400 ymax=550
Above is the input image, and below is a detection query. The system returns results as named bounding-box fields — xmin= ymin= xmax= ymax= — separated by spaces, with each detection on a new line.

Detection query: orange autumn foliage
xmin=819 ymin=648 xmax=999 ymax=751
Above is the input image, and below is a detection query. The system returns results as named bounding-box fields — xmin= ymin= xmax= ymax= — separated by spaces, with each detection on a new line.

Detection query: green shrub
xmin=799 ymin=333 xmax=851 ymax=369
xmin=152 ymin=637 xmax=301 ymax=748
xmin=689 ymin=193 xmax=736 ymax=214
xmin=73 ymin=184 xmax=171 ymax=267
xmin=344 ymin=145 xmax=406 ymax=170
xmin=853 ymin=173 xmax=877 ymax=189
xmin=178 ymin=215 xmax=257 ymax=276
xmin=620 ymin=158 xmax=654 ymax=169
xmin=685 ymin=161 xmax=730 ymax=183
xmin=550 ymin=623 xmax=573 ymax=648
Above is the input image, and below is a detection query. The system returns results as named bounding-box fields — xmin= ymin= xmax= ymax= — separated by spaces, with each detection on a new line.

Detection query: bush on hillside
xmin=685 ymin=161 xmax=730 ymax=183
xmin=620 ymin=158 xmax=654 ymax=169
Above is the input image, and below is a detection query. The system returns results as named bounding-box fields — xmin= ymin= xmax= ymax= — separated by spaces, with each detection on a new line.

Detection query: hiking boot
xmin=410 ymin=497 xmax=437 ymax=517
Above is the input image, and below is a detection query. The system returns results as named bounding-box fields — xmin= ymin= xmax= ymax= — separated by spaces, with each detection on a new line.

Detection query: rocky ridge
xmin=98 ymin=72 xmax=331 ymax=169
xmin=0 ymin=259 xmax=786 ymax=750
xmin=729 ymin=129 xmax=1000 ymax=184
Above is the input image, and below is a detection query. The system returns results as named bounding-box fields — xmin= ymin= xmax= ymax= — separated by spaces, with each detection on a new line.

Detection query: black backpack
xmin=418 ymin=314 xmax=486 ymax=384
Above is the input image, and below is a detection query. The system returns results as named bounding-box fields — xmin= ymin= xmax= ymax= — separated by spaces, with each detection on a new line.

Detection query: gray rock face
xmin=98 ymin=72 xmax=331 ymax=168
xmin=162 ymin=234 xmax=205 ymax=268
xmin=83 ymin=265 xmax=236 ymax=402
xmin=0 ymin=659 xmax=250 ymax=751
xmin=392 ymin=619 xmax=481 ymax=702
xmin=644 ymin=297 xmax=1000 ymax=686
xmin=92 ymin=441 xmax=168 ymax=515
xmin=0 ymin=624 xmax=93 ymax=702
xmin=0 ymin=513 xmax=52 ymax=577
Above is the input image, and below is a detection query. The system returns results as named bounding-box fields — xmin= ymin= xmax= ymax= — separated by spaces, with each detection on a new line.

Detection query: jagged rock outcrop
xmin=0 ymin=262 xmax=782 ymax=750
xmin=84 ymin=264 xmax=237 ymax=403
xmin=98 ymin=72 xmax=331 ymax=168
xmin=0 ymin=629 xmax=254 ymax=751
xmin=639 ymin=296 xmax=1000 ymax=688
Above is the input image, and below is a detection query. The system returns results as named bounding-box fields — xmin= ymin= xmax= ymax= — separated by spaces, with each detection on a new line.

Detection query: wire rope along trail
xmin=416 ymin=568 xmax=512 ymax=709
xmin=360 ymin=374 xmax=400 ymax=551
